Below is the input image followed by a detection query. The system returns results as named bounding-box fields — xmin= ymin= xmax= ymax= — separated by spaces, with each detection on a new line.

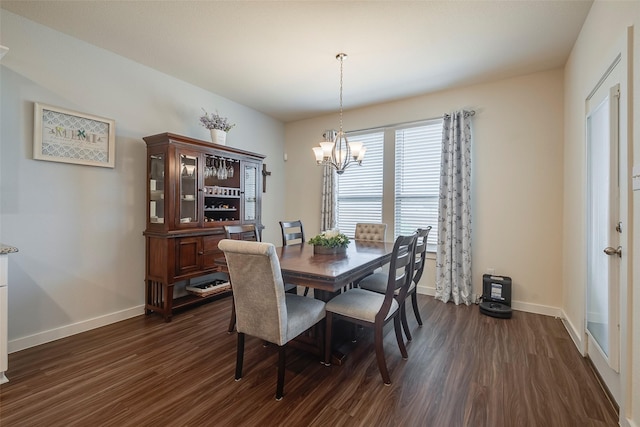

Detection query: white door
xmin=585 ymin=74 xmax=621 ymax=403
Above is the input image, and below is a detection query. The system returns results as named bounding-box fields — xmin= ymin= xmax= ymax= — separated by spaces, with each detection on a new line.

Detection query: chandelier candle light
xmin=312 ymin=53 xmax=366 ymax=174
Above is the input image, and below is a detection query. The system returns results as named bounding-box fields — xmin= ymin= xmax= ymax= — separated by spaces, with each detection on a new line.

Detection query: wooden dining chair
xmin=278 ymin=220 xmax=309 ymax=296
xmin=219 ymin=239 xmax=326 ymax=400
xmin=224 ymin=224 xmax=260 ymax=242
xmin=358 ymin=227 xmax=431 ymax=342
xmin=224 ymin=224 xmax=297 ymax=333
xmin=324 ymin=232 xmax=417 ymax=385
xmin=279 ymin=220 xmax=305 ymax=246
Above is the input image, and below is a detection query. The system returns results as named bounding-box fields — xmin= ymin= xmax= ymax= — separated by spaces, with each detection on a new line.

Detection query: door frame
xmin=582 ymin=29 xmax=632 ymax=420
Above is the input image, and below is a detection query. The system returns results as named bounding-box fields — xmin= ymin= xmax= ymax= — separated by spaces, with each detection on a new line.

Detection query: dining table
xmin=274 ymin=240 xmax=396 ymax=302
xmin=216 ymin=239 xmax=397 ymax=363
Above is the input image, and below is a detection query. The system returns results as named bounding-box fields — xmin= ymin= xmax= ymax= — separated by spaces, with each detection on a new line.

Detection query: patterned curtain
xmin=320 ymin=163 xmax=336 ymax=231
xmin=435 ymin=110 xmax=473 ymax=305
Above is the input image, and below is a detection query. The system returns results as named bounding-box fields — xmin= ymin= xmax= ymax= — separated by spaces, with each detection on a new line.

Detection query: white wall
xmin=0 ymin=11 xmax=286 ymax=351
xmin=563 ymin=2 xmax=639 ymax=425
xmin=284 ymin=69 xmax=565 ymax=315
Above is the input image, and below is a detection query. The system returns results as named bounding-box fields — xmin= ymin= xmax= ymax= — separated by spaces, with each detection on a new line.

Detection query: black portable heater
xmin=479 ymin=274 xmax=513 ymax=318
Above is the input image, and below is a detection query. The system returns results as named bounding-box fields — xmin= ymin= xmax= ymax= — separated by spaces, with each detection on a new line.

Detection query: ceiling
xmin=1 ymin=1 xmax=593 ymax=123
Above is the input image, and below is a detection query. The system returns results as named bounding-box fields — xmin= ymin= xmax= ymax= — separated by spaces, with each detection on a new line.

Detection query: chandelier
xmin=312 ymin=53 xmax=366 ymax=174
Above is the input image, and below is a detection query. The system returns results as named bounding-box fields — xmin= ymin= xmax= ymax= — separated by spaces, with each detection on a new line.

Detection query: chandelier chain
xmin=338 ymin=53 xmax=344 ymax=133
xmin=312 ymin=52 xmax=365 ymax=174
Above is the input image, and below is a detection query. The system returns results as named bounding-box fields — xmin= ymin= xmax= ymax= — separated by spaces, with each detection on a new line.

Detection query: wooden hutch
xmin=143 ymin=132 xmax=264 ymax=321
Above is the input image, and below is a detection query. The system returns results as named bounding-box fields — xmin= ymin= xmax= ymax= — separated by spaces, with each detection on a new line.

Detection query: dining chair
xmin=224 ymin=224 xmax=260 ymax=242
xmin=324 ymin=232 xmax=417 ymax=385
xmin=350 ymin=222 xmax=388 ymax=290
xmin=354 ymin=222 xmax=387 ymax=242
xmin=358 ymin=227 xmax=431 ymax=342
xmin=224 ymin=225 xmax=297 ymax=333
xmin=279 ymin=220 xmax=305 ymax=246
xmin=218 ymin=239 xmax=326 ymax=400
xmin=224 ymin=225 xmax=259 ymax=334
xmin=278 ymin=220 xmax=309 ymax=296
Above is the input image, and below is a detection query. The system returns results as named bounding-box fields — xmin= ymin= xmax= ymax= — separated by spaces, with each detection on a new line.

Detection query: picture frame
xmin=33 ymin=102 xmax=115 ymax=168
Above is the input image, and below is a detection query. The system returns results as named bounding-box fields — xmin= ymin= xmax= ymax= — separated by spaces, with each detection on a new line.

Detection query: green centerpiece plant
xmin=308 ymin=229 xmax=350 ymax=255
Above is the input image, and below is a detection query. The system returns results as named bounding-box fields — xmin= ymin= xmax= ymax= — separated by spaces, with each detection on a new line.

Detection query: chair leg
xmin=374 ymin=322 xmax=391 ymax=385
xmin=228 ymin=299 xmax=236 ymax=333
xmin=394 ymin=315 xmax=408 ymax=360
xmin=324 ymin=313 xmax=333 ymax=366
xmin=276 ymin=346 xmax=286 ymax=400
xmin=411 ymin=291 xmax=423 ymax=326
xmin=401 ymin=302 xmax=412 ymax=342
xmin=303 ymin=287 xmax=309 ymax=296
xmin=235 ymin=332 xmax=245 ymax=381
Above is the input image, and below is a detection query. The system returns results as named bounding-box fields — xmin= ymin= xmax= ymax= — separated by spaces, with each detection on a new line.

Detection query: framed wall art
xmin=33 ymin=102 xmax=115 ymax=168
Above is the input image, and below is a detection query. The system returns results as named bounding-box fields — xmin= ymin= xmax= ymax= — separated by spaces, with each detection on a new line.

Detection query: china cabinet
xmin=143 ymin=132 xmax=264 ymax=321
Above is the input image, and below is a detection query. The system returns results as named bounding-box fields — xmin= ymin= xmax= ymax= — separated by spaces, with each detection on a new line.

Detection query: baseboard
xmin=510 ymin=300 xmax=561 ymax=317
xmin=623 ymin=417 xmax=638 ymax=427
xmin=560 ymin=309 xmax=585 ymax=356
xmin=417 ymin=285 xmax=561 ymax=318
xmin=417 ymin=284 xmax=436 ymax=296
xmin=8 ymin=305 xmax=145 ymax=353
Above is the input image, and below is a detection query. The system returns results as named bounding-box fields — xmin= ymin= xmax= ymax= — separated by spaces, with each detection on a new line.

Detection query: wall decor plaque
xmin=33 ymin=102 xmax=115 ymax=168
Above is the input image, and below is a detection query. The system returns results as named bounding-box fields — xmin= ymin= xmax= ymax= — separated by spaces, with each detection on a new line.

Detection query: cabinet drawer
xmin=203 ymin=235 xmax=223 ymax=252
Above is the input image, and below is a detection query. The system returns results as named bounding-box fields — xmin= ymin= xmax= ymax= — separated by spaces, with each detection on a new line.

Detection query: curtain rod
xmin=443 ymin=110 xmax=476 ymax=119
xmin=347 ymin=109 xmax=476 ymax=134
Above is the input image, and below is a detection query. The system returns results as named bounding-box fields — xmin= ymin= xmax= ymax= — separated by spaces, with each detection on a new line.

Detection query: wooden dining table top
xmin=273 ymin=240 xmax=396 ymax=294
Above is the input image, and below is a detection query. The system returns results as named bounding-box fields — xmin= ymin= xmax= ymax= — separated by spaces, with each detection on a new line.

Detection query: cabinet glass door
xmin=149 ymin=153 xmax=165 ymax=224
xmin=179 ymin=153 xmax=199 ymax=225
xmin=243 ymin=163 xmax=257 ymax=222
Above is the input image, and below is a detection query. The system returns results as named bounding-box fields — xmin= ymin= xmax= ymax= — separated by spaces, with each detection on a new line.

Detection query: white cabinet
xmin=0 ymin=245 xmax=18 ymax=384
xmin=0 ymin=285 xmax=6 ymax=384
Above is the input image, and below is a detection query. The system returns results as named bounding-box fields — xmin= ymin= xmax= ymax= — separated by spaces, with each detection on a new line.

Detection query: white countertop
xmin=0 ymin=244 xmax=18 ymax=255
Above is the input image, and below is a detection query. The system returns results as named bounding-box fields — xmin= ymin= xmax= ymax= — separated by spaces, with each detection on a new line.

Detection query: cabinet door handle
xmin=198 ymin=251 xmax=204 ymax=255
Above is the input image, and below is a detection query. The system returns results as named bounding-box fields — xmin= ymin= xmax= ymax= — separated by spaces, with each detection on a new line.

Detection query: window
xmin=335 ymin=131 xmax=384 ymax=237
xmin=336 ymin=120 xmax=442 ymax=250
xmin=394 ymin=120 xmax=442 ymax=249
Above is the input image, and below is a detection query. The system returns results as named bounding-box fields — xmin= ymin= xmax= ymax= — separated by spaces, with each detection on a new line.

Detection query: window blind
xmin=336 ymin=132 xmax=384 ymax=237
xmin=394 ymin=120 xmax=442 ymax=249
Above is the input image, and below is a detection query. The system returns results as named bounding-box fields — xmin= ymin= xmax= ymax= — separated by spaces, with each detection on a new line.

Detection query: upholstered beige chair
xmin=218 ymin=239 xmax=326 ymax=400
xmin=224 ymin=225 xmax=296 ymax=334
xmin=351 ymin=223 xmax=388 ymax=288
xmin=324 ymin=233 xmax=417 ymax=385
xmin=354 ymin=222 xmax=387 ymax=242
xmin=358 ymin=227 xmax=431 ymax=342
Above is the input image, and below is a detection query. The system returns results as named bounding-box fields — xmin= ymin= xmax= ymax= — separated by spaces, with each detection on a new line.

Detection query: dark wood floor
xmin=0 ymin=295 xmax=617 ymax=427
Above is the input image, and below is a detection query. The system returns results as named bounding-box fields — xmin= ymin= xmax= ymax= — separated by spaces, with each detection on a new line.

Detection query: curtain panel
xmin=435 ymin=110 xmax=473 ymax=305
xmin=320 ymin=164 xmax=337 ymax=231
